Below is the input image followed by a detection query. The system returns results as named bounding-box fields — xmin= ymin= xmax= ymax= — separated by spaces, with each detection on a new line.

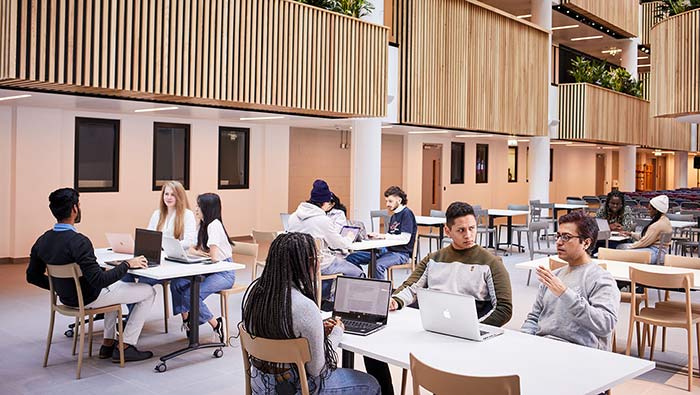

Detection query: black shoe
xmin=112 ymin=344 xmax=154 ymax=363
xmin=213 ymin=317 xmax=225 ymax=344
xmin=99 ymin=343 xmax=115 ymax=359
xmin=181 ymin=320 xmax=191 ymax=339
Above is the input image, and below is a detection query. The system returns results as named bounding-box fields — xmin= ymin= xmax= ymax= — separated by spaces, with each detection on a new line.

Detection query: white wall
xmin=0 ymin=107 xmax=13 ymax=258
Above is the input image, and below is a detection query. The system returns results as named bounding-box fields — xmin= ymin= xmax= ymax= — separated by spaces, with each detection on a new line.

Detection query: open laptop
xmin=105 ymin=233 xmax=134 ymax=254
xmin=106 ymin=228 xmax=162 ymax=268
xmin=162 ymin=236 xmax=210 ymax=264
xmin=340 ymin=225 xmax=362 ymax=243
xmin=348 ymin=220 xmax=369 ymax=240
xmin=417 ymin=288 xmax=503 ymax=341
xmin=332 ymin=276 xmax=392 ymax=336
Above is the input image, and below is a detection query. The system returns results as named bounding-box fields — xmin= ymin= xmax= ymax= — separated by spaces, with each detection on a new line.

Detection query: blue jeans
xmin=170 ymin=270 xmax=236 ymax=324
xmin=122 ymin=274 xmax=162 ymax=315
xmin=322 ymin=257 xmax=365 ymax=301
xmin=617 ymin=244 xmax=664 ymax=264
xmin=346 ymin=249 xmax=410 ymax=279
xmin=250 ymin=366 xmax=380 ymax=394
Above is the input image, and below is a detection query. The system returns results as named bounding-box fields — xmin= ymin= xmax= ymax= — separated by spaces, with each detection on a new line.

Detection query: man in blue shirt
xmin=346 ymin=186 xmax=417 ymax=279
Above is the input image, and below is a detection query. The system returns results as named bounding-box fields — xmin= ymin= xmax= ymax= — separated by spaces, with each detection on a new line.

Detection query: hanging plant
xmin=568 ymin=56 xmax=644 ymax=99
xmin=295 ymin=0 xmax=375 ymax=18
xmin=653 ymin=0 xmax=700 ymax=20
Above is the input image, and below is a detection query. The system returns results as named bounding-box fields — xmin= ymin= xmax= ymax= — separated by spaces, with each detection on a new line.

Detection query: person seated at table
xmin=521 ymin=210 xmax=620 ymax=351
xmin=616 ymin=195 xmax=672 ymax=264
xmin=170 ymin=193 xmax=234 ymax=342
xmin=242 ymin=232 xmax=380 ymax=394
xmin=366 ymin=201 xmax=512 ymax=395
xmin=596 ymin=190 xmax=634 ymax=233
xmin=346 ymin=186 xmax=417 ymax=280
xmin=288 ymin=180 xmax=364 ymax=300
xmin=26 ymin=188 xmax=156 ymax=362
xmin=327 ymin=193 xmax=349 ymax=229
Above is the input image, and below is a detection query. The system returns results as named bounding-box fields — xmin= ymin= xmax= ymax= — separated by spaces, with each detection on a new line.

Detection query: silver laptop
xmin=595 ymin=218 xmax=610 ymax=232
xmin=333 ymin=276 xmax=392 ymax=336
xmin=162 ymin=236 xmax=210 ymax=264
xmin=347 ymin=220 xmax=369 ymax=241
xmin=417 ymin=288 xmax=503 ymax=341
xmin=105 ymin=233 xmax=134 ymax=254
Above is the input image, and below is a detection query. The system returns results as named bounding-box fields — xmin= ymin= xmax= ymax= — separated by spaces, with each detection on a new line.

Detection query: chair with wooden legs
xmin=218 ymin=241 xmax=258 ymax=346
xmin=45 ymin=264 xmax=125 ymax=379
xmin=313 ymin=238 xmax=342 ymax=307
xmin=410 ymin=353 xmax=520 ymax=395
xmin=626 ymin=266 xmax=700 ymax=391
xmin=251 ymin=230 xmax=278 ymax=279
xmin=387 ymin=238 xmax=419 ymax=288
xmin=239 ymin=324 xmax=312 ymax=395
xmin=598 ymin=248 xmax=652 ymax=354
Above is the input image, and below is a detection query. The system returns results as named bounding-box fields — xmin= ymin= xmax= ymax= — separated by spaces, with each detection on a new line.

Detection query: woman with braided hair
xmin=241 ymin=232 xmax=380 ymax=394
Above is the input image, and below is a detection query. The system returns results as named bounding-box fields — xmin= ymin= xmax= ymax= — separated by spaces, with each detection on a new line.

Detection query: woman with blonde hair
xmin=148 ymin=180 xmax=197 ymax=248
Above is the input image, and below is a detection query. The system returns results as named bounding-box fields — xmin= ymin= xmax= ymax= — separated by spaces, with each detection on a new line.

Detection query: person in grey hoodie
xmin=521 ymin=210 xmax=620 ymax=351
xmin=288 ymin=179 xmax=364 ymax=300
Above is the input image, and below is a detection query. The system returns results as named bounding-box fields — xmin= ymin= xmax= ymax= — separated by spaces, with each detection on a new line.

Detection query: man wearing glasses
xmin=521 ymin=210 xmax=620 ymax=351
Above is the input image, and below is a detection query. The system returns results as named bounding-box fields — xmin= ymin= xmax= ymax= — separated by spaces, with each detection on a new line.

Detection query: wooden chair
xmin=387 ymin=237 xmax=419 ymax=288
xmin=626 ymin=266 xmax=700 ymax=391
xmin=313 ymin=238 xmax=341 ymax=307
xmin=251 ymin=230 xmax=278 ymax=279
xmin=218 ymin=241 xmax=258 ymax=346
xmin=239 ymin=324 xmax=312 ymax=395
xmin=410 ymin=353 xmax=520 ymax=395
xmin=654 ymin=255 xmax=700 ymax=353
xmin=45 ymin=264 xmax=125 ymax=379
xmin=599 ymin=248 xmax=652 ymax=355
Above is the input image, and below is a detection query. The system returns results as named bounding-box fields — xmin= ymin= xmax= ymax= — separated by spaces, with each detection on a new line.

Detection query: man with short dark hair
xmin=346 ymin=185 xmax=417 ymax=279
xmin=27 ymin=188 xmax=156 ymax=362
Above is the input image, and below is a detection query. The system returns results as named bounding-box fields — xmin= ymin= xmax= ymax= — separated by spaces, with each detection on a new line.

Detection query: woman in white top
xmin=148 ymin=180 xmax=197 ymax=248
xmin=170 ymin=193 xmax=234 ymax=342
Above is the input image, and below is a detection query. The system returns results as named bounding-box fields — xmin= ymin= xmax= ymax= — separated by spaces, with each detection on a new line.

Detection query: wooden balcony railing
xmin=641 ymin=1 xmax=664 ymax=47
xmin=559 ymin=83 xmax=691 ymax=151
xmin=0 ymin=0 xmax=388 ymax=118
xmin=650 ymin=9 xmax=700 ymax=119
xmin=561 ymin=0 xmax=639 ymax=37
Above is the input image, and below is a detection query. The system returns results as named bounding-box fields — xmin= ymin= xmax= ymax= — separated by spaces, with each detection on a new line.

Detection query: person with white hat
xmin=617 ymin=195 xmax=672 ymax=264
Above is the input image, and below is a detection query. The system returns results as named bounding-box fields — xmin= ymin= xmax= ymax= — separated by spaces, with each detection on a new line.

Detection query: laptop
xmin=106 ymin=228 xmax=162 ymax=268
xmin=595 ymin=218 xmax=610 ymax=233
xmin=348 ymin=220 xmax=369 ymax=240
xmin=340 ymin=225 xmax=362 ymax=243
xmin=417 ymin=288 xmax=503 ymax=341
xmin=162 ymin=236 xmax=210 ymax=264
xmin=332 ymin=276 xmax=392 ymax=336
xmin=105 ymin=233 xmax=134 ymax=254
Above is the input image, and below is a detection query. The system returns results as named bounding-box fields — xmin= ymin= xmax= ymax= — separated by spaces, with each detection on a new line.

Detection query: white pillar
xmin=692 ymin=123 xmax=699 ymax=152
xmin=528 ymin=136 xmax=551 ymax=203
xmin=350 ymin=119 xmax=382 ymax=227
xmin=257 ymin=125 xmax=290 ymax=231
xmin=620 ymin=145 xmax=637 ymax=192
xmin=676 ymin=151 xmax=689 ymax=189
xmin=621 ymin=38 xmax=639 ymax=79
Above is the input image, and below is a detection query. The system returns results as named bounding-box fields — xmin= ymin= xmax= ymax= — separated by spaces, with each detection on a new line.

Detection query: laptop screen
xmin=595 ymin=218 xmax=610 ymax=232
xmin=334 ymin=277 xmax=391 ymax=318
xmin=134 ymin=228 xmax=162 ymax=264
xmin=340 ymin=226 xmax=361 ymax=242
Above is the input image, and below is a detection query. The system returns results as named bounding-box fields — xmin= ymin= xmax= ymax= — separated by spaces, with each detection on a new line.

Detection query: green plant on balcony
xmin=296 ymin=0 xmax=374 ymax=18
xmin=653 ymin=0 xmax=700 ymax=19
xmin=568 ymin=56 xmax=644 ymax=98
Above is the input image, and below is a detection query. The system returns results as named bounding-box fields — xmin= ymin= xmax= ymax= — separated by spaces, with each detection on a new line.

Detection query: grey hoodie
xmin=288 ymin=202 xmax=353 ymax=270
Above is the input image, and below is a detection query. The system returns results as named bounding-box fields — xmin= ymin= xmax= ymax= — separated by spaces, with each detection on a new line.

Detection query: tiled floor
xmin=4 ymin=239 xmax=700 ymax=394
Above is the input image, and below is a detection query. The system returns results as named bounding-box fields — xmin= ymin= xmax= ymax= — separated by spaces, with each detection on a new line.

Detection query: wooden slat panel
xmin=641 ymin=1 xmax=664 ymax=47
xmin=396 ymin=0 xmax=548 ymax=135
xmin=651 ymin=9 xmax=700 ymax=119
xmin=561 ymin=0 xmax=639 ymax=38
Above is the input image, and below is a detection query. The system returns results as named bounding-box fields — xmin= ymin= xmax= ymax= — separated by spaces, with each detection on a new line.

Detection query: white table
xmin=415 ymin=215 xmax=447 ymax=248
xmin=486 ymin=209 xmax=529 ymax=250
xmin=338 ymin=308 xmax=654 ymax=394
xmin=95 ymin=248 xmax=245 ymax=372
xmin=350 ymin=238 xmax=407 ymax=279
xmin=552 ymin=203 xmax=589 ymax=231
xmin=671 ymin=220 xmax=695 ymax=229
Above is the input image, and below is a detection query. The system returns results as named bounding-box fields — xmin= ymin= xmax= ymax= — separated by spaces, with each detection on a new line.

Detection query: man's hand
xmin=536 ymin=266 xmax=567 ymax=297
xmin=368 ymin=232 xmax=385 ymax=239
xmin=127 ymin=255 xmax=148 ymax=269
xmin=389 ymin=298 xmax=399 ymax=311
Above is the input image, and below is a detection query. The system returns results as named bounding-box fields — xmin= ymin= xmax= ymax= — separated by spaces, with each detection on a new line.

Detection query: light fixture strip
xmin=0 ymin=94 xmax=32 ymax=101
xmin=134 ymin=106 xmax=179 ymax=113
xmin=551 ymin=24 xmax=579 ymax=31
xmin=239 ymin=116 xmax=285 ymax=121
xmin=571 ymin=35 xmax=603 ymax=41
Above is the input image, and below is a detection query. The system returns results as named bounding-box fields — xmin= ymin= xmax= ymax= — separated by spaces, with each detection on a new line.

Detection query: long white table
xmin=350 ymin=239 xmax=407 ymax=279
xmin=95 ymin=248 xmax=245 ymax=372
xmin=552 ymin=203 xmax=589 ymax=231
xmin=671 ymin=220 xmax=695 ymax=229
xmin=338 ymin=308 xmax=654 ymax=394
xmin=487 ymin=209 xmax=529 ymax=250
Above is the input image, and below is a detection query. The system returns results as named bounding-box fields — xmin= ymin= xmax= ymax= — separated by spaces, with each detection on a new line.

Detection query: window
xmin=476 ymin=144 xmax=488 ymax=184
xmin=74 ymin=117 xmax=119 ymax=192
xmin=450 ymin=142 xmax=465 ymax=184
xmin=153 ymin=123 xmax=190 ymax=190
xmin=508 ymin=147 xmax=518 ymax=183
xmin=218 ymin=127 xmax=250 ymax=189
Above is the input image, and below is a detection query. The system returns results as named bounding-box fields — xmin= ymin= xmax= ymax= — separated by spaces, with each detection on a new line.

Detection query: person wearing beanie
xmin=288 ymin=180 xmax=364 ymax=300
xmin=616 ymin=194 xmax=672 ymax=264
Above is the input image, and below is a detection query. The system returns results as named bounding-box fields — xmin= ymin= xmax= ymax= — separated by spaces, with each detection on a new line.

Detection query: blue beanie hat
xmin=310 ymin=179 xmax=332 ymax=203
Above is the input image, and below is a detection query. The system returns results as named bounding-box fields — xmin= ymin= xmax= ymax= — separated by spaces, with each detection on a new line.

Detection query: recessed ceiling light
xmin=516 ymin=14 xmax=531 ymax=19
xmin=381 ymin=125 xmax=393 ymax=129
xmin=0 ymin=94 xmax=32 ymax=101
xmin=517 ymin=139 xmax=530 ymax=142
xmin=239 ymin=116 xmax=285 ymax=121
xmin=638 ymin=56 xmax=649 ymax=60
xmin=134 ymin=106 xmax=178 ymax=113
xmin=638 ymin=64 xmax=651 ymax=67
xmin=456 ymin=134 xmax=494 ymax=138
xmin=552 ymin=24 xmax=579 ymax=31
xmin=408 ymin=131 xmax=450 ymax=135
xmin=569 ymin=143 xmax=597 ymax=147
xmin=602 ymin=147 xmax=618 ymax=150
xmin=571 ymin=35 xmax=603 ymax=41
xmin=551 ymin=141 xmax=572 ymax=145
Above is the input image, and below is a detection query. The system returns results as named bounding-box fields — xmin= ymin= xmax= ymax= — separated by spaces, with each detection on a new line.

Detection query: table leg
xmin=488 ymin=215 xmax=496 ymax=248
xmin=342 ymin=349 xmax=355 ymax=369
xmin=553 ymin=208 xmax=560 ymax=232
xmin=506 ymin=216 xmax=513 ymax=247
xmin=438 ymin=225 xmax=444 ymax=247
xmin=368 ymin=248 xmax=377 ymax=279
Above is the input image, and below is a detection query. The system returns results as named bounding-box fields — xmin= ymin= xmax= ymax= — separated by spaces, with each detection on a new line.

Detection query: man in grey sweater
xmin=522 ymin=210 xmax=620 ymax=351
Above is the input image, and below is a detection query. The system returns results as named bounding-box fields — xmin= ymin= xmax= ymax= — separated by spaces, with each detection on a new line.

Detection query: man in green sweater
xmin=365 ymin=201 xmax=513 ymax=394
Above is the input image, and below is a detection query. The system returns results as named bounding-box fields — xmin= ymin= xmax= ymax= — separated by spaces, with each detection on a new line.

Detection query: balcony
xmin=395 ymin=0 xmax=549 ymax=136
xmin=0 ymin=0 xmax=388 ymax=118
xmin=650 ymin=9 xmax=700 ymax=120
xmin=560 ymin=0 xmax=639 ymax=38
xmin=559 ymin=83 xmax=691 ymax=151
xmin=640 ymin=1 xmax=664 ymax=47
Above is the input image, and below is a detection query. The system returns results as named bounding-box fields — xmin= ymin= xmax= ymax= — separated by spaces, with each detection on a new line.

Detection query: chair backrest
xmin=239 ymin=324 xmax=312 ymax=395
xmin=507 ymin=204 xmax=529 ymax=212
xmin=370 ymin=209 xmax=390 ymax=233
xmin=280 ymin=213 xmax=291 ymax=231
xmin=629 ymin=267 xmax=692 ymax=298
xmin=429 ymin=209 xmax=446 ymax=218
xmin=410 ymin=353 xmax=520 ymax=395
xmin=667 ymin=213 xmax=694 ymax=222
xmin=625 ymin=199 xmax=639 ymax=207
xmin=582 ymin=196 xmax=601 ymax=205
xmin=232 ymin=241 xmax=259 ymax=270
xmin=665 ymin=254 xmax=700 ymax=270
xmin=598 ymin=248 xmax=652 ymax=264
xmin=566 ymin=198 xmax=587 ymax=205
xmin=251 ymin=230 xmax=278 ymax=263
xmin=681 ymin=201 xmax=700 ymax=210
xmin=46 ymin=264 xmax=84 ymax=309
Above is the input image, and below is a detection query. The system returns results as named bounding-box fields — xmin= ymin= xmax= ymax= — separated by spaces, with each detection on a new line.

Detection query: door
xmin=595 ymin=153 xmax=606 ymax=195
xmin=422 ymin=144 xmax=443 ymax=216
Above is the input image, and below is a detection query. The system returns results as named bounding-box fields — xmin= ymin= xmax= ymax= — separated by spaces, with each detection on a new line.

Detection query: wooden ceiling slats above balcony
xmin=561 ymin=0 xmax=639 ymax=38
xmin=0 ymin=0 xmax=388 ymax=118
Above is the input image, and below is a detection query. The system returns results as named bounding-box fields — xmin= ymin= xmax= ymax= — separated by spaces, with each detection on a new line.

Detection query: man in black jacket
xmin=27 ymin=188 xmax=156 ymax=362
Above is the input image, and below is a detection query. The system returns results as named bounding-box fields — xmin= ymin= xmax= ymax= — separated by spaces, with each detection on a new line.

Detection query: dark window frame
xmin=508 ymin=146 xmax=518 ymax=183
xmin=450 ymin=142 xmax=465 ymax=184
xmin=476 ymin=143 xmax=489 ymax=184
xmin=74 ymin=117 xmax=120 ymax=193
xmin=218 ymin=126 xmax=250 ymax=190
xmin=152 ymin=122 xmax=191 ymax=191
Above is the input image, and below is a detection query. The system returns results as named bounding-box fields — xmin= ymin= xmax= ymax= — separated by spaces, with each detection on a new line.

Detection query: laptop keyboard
xmin=344 ymin=319 xmax=381 ymax=333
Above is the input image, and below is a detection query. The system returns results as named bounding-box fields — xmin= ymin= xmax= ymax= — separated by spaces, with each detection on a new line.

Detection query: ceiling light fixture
xmin=550 ymin=141 xmax=572 ymax=145
xmin=638 ymin=64 xmax=651 ymax=68
xmin=569 ymin=143 xmax=597 ymax=147
xmin=0 ymin=94 xmax=32 ymax=101
xmin=381 ymin=125 xmax=393 ymax=129
xmin=134 ymin=106 xmax=178 ymax=113
xmin=551 ymin=24 xmax=580 ymax=31
xmin=601 ymin=47 xmax=622 ymax=56
xmin=455 ymin=134 xmax=494 ymax=138
xmin=571 ymin=35 xmax=603 ymax=41
xmin=408 ymin=131 xmax=450 ymax=135
xmin=516 ymin=14 xmax=531 ymax=19
xmin=638 ymin=56 xmax=649 ymax=60
xmin=239 ymin=115 xmax=285 ymax=121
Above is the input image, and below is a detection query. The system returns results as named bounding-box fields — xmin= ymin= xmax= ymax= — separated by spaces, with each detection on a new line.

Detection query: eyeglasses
xmin=556 ymin=233 xmax=583 ymax=242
